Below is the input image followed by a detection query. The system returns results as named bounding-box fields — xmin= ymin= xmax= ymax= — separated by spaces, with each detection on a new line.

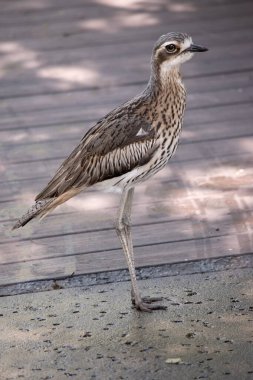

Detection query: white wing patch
xmin=136 ymin=127 xmax=150 ymax=137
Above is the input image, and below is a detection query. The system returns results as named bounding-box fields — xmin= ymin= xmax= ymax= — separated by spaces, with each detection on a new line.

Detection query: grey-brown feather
xmin=12 ymin=198 xmax=55 ymax=229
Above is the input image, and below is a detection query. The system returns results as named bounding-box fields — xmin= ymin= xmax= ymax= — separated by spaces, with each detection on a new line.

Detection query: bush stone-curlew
xmin=13 ymin=32 xmax=208 ymax=312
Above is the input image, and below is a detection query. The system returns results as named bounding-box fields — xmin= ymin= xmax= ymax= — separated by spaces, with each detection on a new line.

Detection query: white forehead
xmin=160 ymin=36 xmax=192 ymax=50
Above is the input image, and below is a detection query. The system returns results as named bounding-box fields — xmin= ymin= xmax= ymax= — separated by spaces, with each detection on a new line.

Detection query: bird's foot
xmin=132 ymin=296 xmax=167 ymax=312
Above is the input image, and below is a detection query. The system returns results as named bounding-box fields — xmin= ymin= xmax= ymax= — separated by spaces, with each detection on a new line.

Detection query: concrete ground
xmin=1 ymin=268 xmax=253 ymax=380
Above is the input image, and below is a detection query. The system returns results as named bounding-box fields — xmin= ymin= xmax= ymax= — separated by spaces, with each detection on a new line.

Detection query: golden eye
xmin=165 ymin=44 xmax=177 ymax=53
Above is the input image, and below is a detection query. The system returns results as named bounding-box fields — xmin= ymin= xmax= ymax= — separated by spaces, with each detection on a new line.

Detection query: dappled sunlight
xmin=239 ymin=138 xmax=253 ymax=152
xmin=167 ymin=3 xmax=196 ymax=12
xmin=80 ymin=13 xmax=158 ymax=33
xmin=38 ymin=66 xmax=99 ymax=89
xmin=2 ymin=126 xmax=83 ymax=145
xmin=0 ymin=40 xmax=102 ymax=93
xmin=181 ymin=129 xmax=200 ymax=140
xmin=0 ymin=42 xmax=40 ymax=76
xmin=7 ymin=132 xmax=28 ymax=143
xmin=96 ymin=0 xmax=161 ymax=10
xmin=31 ymin=126 xmax=83 ymax=142
xmin=198 ymin=173 xmax=253 ymax=192
xmin=0 ymin=242 xmax=48 ymax=267
xmin=96 ymin=0 xmax=196 ymax=13
xmin=19 ymin=191 xmax=37 ymax=202
xmin=90 ymin=0 xmax=196 ymax=34
xmin=80 ymin=12 xmax=158 ymax=32
xmin=67 ymin=192 xmax=118 ymax=211
xmin=80 ymin=18 xmax=112 ymax=31
xmin=193 ymin=166 xmax=253 ymax=192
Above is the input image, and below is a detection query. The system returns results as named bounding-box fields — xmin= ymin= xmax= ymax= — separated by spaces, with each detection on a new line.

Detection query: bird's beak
xmin=185 ymin=44 xmax=208 ymax=52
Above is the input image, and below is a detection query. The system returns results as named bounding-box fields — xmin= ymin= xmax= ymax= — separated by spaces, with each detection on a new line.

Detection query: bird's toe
xmin=132 ymin=296 xmax=167 ymax=312
xmin=141 ymin=296 xmax=164 ymax=304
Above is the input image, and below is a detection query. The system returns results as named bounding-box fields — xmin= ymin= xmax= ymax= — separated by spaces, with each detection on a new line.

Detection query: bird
xmin=13 ymin=32 xmax=208 ymax=312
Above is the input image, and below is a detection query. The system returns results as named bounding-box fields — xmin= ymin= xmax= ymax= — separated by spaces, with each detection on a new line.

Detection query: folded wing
xmin=35 ymin=110 xmax=157 ymax=201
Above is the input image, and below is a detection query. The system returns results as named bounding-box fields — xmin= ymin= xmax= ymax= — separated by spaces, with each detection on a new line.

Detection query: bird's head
xmin=152 ymin=32 xmax=208 ymax=74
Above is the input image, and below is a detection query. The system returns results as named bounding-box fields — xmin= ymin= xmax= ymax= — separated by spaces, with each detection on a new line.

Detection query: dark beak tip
xmin=188 ymin=44 xmax=208 ymax=53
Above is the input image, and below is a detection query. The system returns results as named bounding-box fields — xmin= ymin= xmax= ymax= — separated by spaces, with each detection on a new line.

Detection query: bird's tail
xmin=12 ymin=198 xmax=56 ymax=230
xmin=12 ymin=188 xmax=81 ymax=230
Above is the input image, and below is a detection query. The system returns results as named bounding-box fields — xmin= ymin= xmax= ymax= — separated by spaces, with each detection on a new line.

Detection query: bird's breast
xmin=145 ymin=89 xmax=186 ymax=173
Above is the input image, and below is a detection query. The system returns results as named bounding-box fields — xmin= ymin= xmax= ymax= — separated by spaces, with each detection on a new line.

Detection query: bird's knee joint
xmin=115 ymin=222 xmax=124 ymax=234
xmin=123 ymin=215 xmax=131 ymax=227
xmin=115 ymin=217 xmax=131 ymax=233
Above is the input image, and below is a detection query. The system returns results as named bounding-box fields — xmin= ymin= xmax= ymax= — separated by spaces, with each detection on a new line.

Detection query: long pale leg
xmin=115 ymin=188 xmax=167 ymax=312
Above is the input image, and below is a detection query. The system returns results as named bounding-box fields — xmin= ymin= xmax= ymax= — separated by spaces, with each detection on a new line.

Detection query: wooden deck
xmin=0 ymin=0 xmax=253 ymax=290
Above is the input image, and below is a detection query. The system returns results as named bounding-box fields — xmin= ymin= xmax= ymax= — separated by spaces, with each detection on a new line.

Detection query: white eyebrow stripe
xmin=160 ymin=40 xmax=178 ymax=48
xmin=160 ymin=37 xmax=193 ymax=51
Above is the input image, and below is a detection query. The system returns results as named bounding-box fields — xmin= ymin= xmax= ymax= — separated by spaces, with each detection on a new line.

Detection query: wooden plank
xmin=1 ymin=23 xmax=251 ymax=67
xmin=2 ymin=184 xmax=252 ymax=284
xmin=2 ymin=191 xmax=253 ymax=261
xmin=1 ymin=36 xmax=253 ymax=90
xmin=0 ymin=0 xmax=248 ymax=13
xmin=0 ymin=3 xmax=252 ymax=42
xmin=2 ymin=28 xmax=251 ymax=68
xmin=0 ymin=23 xmax=252 ymax=58
xmin=0 ymin=0 xmax=250 ymax=25
xmin=1 ymin=80 xmax=253 ymax=131
xmin=0 ymin=233 xmax=251 ymax=286
xmin=1 ymin=156 xmax=253 ymax=238
xmin=0 ymin=217 xmax=224 ymax=263
xmin=0 ymin=0 xmax=253 ymax=289
xmin=1 ymin=58 xmax=252 ymax=101
xmin=0 ymin=70 xmax=252 ymax=117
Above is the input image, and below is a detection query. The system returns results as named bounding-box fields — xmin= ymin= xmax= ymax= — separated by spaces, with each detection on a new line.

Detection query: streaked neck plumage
xmin=148 ymin=60 xmax=185 ymax=99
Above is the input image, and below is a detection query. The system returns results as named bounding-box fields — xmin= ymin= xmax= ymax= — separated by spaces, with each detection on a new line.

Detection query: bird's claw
xmin=131 ymin=296 xmax=167 ymax=312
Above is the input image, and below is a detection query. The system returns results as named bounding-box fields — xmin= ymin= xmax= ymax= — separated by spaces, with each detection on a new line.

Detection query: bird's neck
xmin=132 ymin=63 xmax=186 ymax=125
xmin=137 ymin=62 xmax=186 ymax=130
xmin=148 ymin=62 xmax=185 ymax=99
